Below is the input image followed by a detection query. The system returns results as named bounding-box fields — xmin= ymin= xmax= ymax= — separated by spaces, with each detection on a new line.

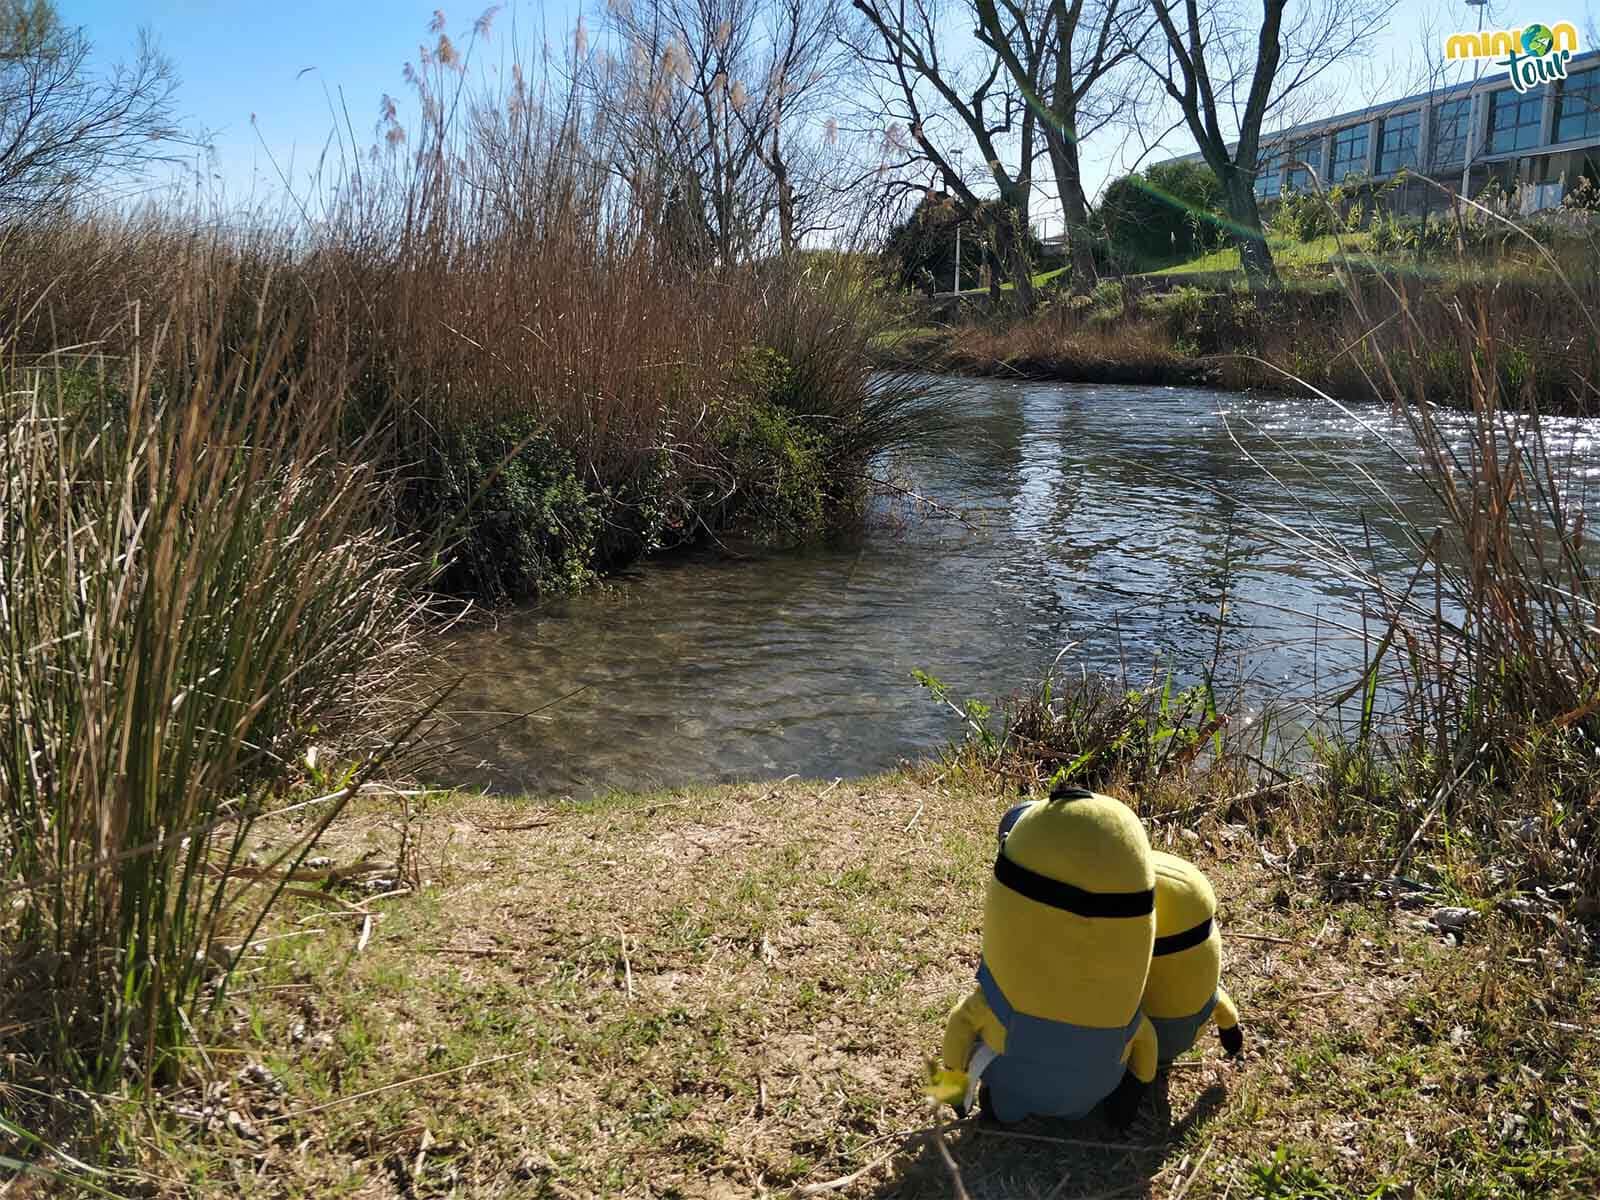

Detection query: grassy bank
xmin=888 ymin=236 xmax=1600 ymax=414
xmin=27 ymin=774 xmax=1596 ymax=1198
xmin=1145 ymin=233 xmax=1368 ymax=277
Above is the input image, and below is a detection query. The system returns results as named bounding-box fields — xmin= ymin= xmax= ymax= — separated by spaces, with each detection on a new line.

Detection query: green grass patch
xmin=1147 ymin=233 xmax=1375 ymax=277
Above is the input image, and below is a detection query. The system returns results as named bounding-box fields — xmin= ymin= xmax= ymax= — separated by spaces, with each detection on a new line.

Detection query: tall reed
xmin=1243 ymin=212 xmax=1600 ymax=897
xmin=0 ymin=20 xmax=930 ymax=600
xmin=0 ymin=268 xmax=434 ymax=1106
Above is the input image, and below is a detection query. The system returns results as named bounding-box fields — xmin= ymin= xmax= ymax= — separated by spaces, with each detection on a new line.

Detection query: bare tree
xmin=601 ymin=0 xmax=850 ymax=261
xmin=849 ymin=0 xmax=1041 ymax=307
xmin=0 ymin=0 xmax=192 ymax=215
xmin=973 ymin=0 xmax=1143 ymax=286
xmin=1134 ymin=0 xmax=1388 ymax=290
xmin=736 ymin=0 xmax=856 ymax=252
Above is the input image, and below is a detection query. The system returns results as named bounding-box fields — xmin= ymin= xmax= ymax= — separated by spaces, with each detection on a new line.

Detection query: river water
xmin=427 ymin=376 xmax=1600 ymax=797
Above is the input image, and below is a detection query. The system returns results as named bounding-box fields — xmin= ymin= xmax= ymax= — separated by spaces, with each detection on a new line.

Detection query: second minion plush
xmin=940 ymin=785 xmax=1159 ymax=1126
xmin=1143 ymin=850 xmax=1243 ymax=1062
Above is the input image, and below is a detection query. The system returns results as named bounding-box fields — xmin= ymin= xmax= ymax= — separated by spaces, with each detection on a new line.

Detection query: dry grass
xmin=937 ymin=315 xmax=1203 ymax=389
xmin=912 ymin=271 xmax=1600 ymax=414
xmin=39 ymin=773 xmax=1595 ymax=1199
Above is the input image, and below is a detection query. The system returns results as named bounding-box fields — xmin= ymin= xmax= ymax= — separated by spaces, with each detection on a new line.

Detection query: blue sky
xmin=65 ymin=0 xmax=1598 ymax=215
xmin=66 ymin=1 xmax=584 ymax=204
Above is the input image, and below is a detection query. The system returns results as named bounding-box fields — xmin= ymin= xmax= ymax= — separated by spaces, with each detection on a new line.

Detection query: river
xmin=426 ymin=376 xmax=1600 ymax=797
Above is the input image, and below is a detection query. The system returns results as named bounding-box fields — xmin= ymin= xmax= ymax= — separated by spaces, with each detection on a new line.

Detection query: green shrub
xmin=1146 ymin=284 xmax=1206 ymax=323
xmin=1499 ymin=341 xmax=1536 ymax=395
xmin=1270 ymin=190 xmax=1338 ymax=242
xmin=409 ymin=418 xmax=598 ymax=600
xmin=1099 ymin=161 xmax=1228 ymax=270
xmin=716 ymin=392 xmax=828 ymax=545
xmin=914 ymin=664 xmax=1226 ymax=794
xmin=1090 ymin=279 xmax=1126 ymax=314
xmin=1370 ymin=212 xmax=1402 ymax=254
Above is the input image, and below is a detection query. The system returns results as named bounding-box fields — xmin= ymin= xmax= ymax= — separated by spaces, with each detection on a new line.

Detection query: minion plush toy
xmin=938 ymin=785 xmax=1159 ymax=1127
xmin=1143 ymin=850 xmax=1243 ymax=1063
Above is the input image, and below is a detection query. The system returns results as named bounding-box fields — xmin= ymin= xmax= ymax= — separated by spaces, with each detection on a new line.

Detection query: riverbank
xmin=44 ymin=773 xmax=1598 ymax=1198
xmin=879 ymin=270 xmax=1600 ymax=413
xmin=874 ymin=324 xmax=1222 ymax=389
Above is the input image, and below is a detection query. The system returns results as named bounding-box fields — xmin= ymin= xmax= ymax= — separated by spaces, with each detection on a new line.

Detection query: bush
xmin=1269 ymin=189 xmax=1337 ymax=242
xmin=882 ymin=193 xmax=1040 ymax=293
xmin=1562 ymin=175 xmax=1600 ymax=212
xmin=915 ymin=664 xmax=1227 ymax=794
xmin=408 ymin=419 xmax=599 ymax=600
xmin=1099 ymin=161 xmax=1228 ymax=270
xmin=1369 ymin=212 xmax=1402 ymax=254
xmin=1090 ymin=278 xmax=1126 ymax=315
xmin=716 ymin=389 xmax=828 ymax=545
xmin=1144 ymin=284 xmax=1207 ymax=326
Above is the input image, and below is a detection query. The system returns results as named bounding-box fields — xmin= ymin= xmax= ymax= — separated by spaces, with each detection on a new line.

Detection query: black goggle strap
xmin=1153 ymin=917 xmax=1214 ymax=956
xmin=992 ymin=851 xmax=1155 ymax=919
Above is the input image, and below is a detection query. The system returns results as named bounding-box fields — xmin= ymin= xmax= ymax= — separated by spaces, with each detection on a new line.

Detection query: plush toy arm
xmin=932 ymin=987 xmax=1005 ymax=1112
xmin=1127 ymin=1013 xmax=1158 ymax=1085
xmin=942 ymin=986 xmax=1005 ymax=1071
xmin=1213 ymin=986 xmax=1243 ymax=1057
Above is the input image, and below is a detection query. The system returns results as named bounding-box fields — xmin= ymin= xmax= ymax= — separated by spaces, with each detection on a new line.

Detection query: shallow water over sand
xmin=426 ymin=377 xmax=1600 ymax=796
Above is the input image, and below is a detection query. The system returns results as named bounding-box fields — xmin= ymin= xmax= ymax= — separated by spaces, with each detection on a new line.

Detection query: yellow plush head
xmin=1143 ymin=850 xmax=1222 ymax=1019
xmin=982 ymin=786 xmax=1154 ymax=1029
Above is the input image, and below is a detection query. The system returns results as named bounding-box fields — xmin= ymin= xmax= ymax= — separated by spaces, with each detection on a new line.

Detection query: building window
xmin=1487 ymin=89 xmax=1543 ymax=153
xmin=1254 ymin=148 xmax=1283 ymax=198
xmin=1284 ymin=140 xmax=1322 ymax=191
xmin=1376 ymin=111 xmax=1420 ymax=174
xmin=1329 ymin=123 xmax=1370 ymax=179
xmin=1431 ymin=98 xmax=1471 ymax=165
xmin=1556 ymin=67 xmax=1600 ymax=143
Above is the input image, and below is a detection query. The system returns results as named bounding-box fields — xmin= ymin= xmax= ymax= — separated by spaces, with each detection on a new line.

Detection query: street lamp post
xmin=953 ymin=221 xmax=962 ymax=295
xmin=1459 ymin=0 xmax=1489 ymax=203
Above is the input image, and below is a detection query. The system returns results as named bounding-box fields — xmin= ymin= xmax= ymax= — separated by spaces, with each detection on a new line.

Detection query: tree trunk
xmin=1049 ymin=139 xmax=1098 ymax=288
xmin=989 ymin=175 xmax=1037 ymax=311
xmin=770 ymin=129 xmax=797 ymax=255
xmin=1221 ymin=172 xmax=1279 ymax=291
xmin=987 ymin=214 xmax=1036 ymax=310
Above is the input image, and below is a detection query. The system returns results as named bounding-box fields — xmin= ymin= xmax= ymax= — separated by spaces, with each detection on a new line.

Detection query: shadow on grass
xmin=868 ymin=1077 xmax=1227 ymax=1199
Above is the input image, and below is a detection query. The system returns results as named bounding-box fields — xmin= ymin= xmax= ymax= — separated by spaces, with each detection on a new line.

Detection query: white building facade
xmin=1166 ymin=48 xmax=1600 ymax=215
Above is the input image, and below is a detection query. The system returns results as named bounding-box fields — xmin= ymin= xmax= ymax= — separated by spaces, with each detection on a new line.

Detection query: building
xmin=1164 ymin=47 xmax=1600 ymax=215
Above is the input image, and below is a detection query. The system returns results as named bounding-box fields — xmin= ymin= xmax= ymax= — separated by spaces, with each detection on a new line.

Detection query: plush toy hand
xmin=1100 ymin=1070 xmax=1148 ymax=1131
xmin=1214 ymin=988 xmax=1243 ymax=1057
xmin=927 ymin=1067 xmax=970 ymax=1109
xmin=1219 ymin=1024 xmax=1244 ymax=1057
